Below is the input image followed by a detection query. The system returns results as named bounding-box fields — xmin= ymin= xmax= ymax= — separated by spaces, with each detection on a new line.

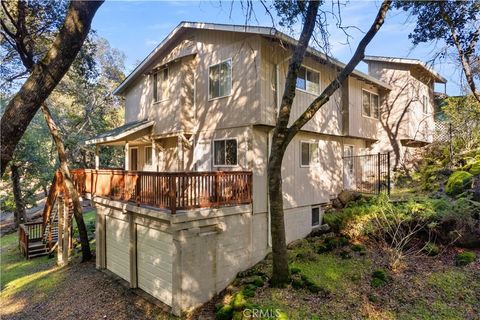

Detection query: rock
xmin=332 ymin=198 xmax=343 ymax=209
xmin=309 ymin=224 xmax=331 ymax=237
xmin=338 ymin=190 xmax=362 ymax=206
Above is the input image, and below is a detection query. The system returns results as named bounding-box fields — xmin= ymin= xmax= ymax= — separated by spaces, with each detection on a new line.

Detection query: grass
xmin=228 ymin=239 xmax=480 ymax=320
xmin=1 ymin=210 xmax=96 ymax=299
xmin=0 ymin=232 xmax=61 ymax=301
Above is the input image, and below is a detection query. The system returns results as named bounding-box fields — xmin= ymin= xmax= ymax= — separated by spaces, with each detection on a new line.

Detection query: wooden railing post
xmin=170 ymin=175 xmax=177 ymax=214
xmin=215 ymin=173 xmax=220 ymax=205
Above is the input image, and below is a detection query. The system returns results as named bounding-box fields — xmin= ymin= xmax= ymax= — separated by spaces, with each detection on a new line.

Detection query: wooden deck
xmin=70 ymin=169 xmax=253 ymax=213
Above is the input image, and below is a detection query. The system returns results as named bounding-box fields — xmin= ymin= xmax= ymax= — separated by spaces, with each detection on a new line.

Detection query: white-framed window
xmin=153 ymin=68 xmax=169 ymax=102
xmin=300 ymin=141 xmax=320 ymax=167
xmin=145 ymin=146 xmax=153 ymax=166
xmin=311 ymin=207 xmax=320 ymax=226
xmin=213 ymin=139 xmax=237 ymax=166
xmin=296 ymin=66 xmax=320 ymax=95
xmin=208 ymin=59 xmax=232 ymax=99
xmin=422 ymin=95 xmax=429 ymax=114
xmin=362 ymin=89 xmax=380 ymax=119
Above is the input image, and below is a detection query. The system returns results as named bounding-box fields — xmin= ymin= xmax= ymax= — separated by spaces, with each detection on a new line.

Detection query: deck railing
xmin=70 ymin=169 xmax=253 ymax=213
xmin=18 ymin=221 xmax=44 ymax=258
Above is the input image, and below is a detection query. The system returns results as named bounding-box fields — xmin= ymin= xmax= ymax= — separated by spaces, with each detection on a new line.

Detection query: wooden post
xmin=95 ymin=144 xmax=100 ymax=169
xmin=215 ymin=173 xmax=220 ymax=205
xmin=151 ymin=139 xmax=158 ymax=172
xmin=63 ymin=198 xmax=70 ymax=263
xmin=57 ymin=197 xmax=64 ymax=266
xmin=125 ymin=141 xmax=130 ymax=171
xmin=170 ymin=176 xmax=177 ymax=214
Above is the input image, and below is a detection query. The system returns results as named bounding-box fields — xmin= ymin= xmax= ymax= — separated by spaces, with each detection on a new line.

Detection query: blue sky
xmin=92 ymin=1 xmax=462 ymax=95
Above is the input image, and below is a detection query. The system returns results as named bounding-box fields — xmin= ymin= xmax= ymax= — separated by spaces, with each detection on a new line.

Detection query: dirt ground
xmin=1 ymin=259 xmax=175 ymax=320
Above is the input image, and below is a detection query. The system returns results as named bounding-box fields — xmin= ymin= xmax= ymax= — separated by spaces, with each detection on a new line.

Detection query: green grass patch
xmin=0 ymin=232 xmax=62 ymax=301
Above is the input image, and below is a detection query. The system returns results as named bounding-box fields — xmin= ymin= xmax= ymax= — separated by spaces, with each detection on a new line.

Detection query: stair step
xmin=28 ymin=252 xmax=49 ymax=258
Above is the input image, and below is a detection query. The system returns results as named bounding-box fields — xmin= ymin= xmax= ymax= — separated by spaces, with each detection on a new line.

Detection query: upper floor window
xmin=301 ymin=141 xmax=319 ymax=167
xmin=362 ymin=90 xmax=379 ymax=119
xmin=145 ymin=146 xmax=153 ymax=166
xmin=422 ymin=95 xmax=429 ymax=114
xmin=296 ymin=66 xmax=320 ymax=95
xmin=213 ymin=139 xmax=237 ymax=166
xmin=209 ymin=59 xmax=232 ymax=99
xmin=153 ymin=68 xmax=169 ymax=102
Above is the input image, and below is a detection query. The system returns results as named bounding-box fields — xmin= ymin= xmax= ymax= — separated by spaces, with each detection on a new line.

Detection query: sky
xmin=91 ymin=0 xmax=463 ymax=95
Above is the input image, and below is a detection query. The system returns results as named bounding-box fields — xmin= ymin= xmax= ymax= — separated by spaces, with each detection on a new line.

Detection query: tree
xmin=395 ymin=1 xmax=480 ymax=102
xmin=268 ymin=0 xmax=392 ymax=285
xmin=0 ymin=0 xmax=103 ymax=175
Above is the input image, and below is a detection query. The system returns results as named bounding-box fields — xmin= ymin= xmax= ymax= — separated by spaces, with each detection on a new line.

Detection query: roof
xmin=113 ymin=21 xmax=392 ymax=95
xmin=85 ymin=119 xmax=154 ymax=145
xmin=363 ymin=55 xmax=447 ymax=84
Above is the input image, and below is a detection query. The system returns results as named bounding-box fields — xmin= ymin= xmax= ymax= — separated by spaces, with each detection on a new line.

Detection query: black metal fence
xmin=342 ymin=152 xmax=391 ymax=195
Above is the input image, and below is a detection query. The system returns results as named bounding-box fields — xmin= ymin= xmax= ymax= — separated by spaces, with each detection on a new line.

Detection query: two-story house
xmin=75 ymin=22 xmax=446 ymax=314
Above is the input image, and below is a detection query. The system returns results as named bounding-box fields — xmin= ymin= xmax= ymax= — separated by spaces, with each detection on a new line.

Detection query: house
xmin=69 ymin=22 xmax=445 ymax=314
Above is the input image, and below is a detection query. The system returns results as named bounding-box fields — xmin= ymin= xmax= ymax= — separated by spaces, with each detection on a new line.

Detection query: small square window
xmin=153 ymin=68 xmax=169 ymax=102
xmin=145 ymin=146 xmax=153 ymax=166
xmin=209 ymin=60 xmax=232 ymax=99
xmin=213 ymin=139 xmax=237 ymax=166
xmin=300 ymin=141 xmax=319 ymax=166
xmin=296 ymin=66 xmax=320 ymax=94
xmin=312 ymin=207 xmax=320 ymax=226
xmin=362 ymin=90 xmax=380 ymax=119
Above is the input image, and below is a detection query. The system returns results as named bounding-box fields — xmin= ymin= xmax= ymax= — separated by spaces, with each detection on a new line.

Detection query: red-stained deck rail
xmin=70 ymin=169 xmax=253 ymax=213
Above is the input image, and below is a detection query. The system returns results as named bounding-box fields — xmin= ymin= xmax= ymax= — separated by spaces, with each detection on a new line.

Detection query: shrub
xmin=469 ymin=161 xmax=480 ymax=175
xmin=290 ymin=267 xmax=301 ymax=275
xmin=371 ymin=269 xmax=388 ymax=288
xmin=339 ymin=250 xmax=352 ymax=259
xmin=316 ymin=244 xmax=329 ymax=254
xmin=243 ymin=284 xmax=257 ymax=297
xmin=351 ymin=244 xmax=366 ymax=253
xmin=424 ymin=242 xmax=440 ymax=256
xmin=455 ymin=252 xmax=477 ymax=266
xmin=231 ymin=292 xmax=246 ymax=310
xmin=244 ymin=276 xmax=264 ymax=287
xmin=216 ymin=304 xmax=233 ymax=320
xmin=446 ymin=171 xmax=473 ymax=196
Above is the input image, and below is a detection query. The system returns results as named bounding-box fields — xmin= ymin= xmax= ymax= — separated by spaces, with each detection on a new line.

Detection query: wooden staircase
xmin=19 ymin=171 xmax=73 ymax=259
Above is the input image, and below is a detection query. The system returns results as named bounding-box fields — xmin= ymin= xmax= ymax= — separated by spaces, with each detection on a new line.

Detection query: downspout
xmin=267 ymin=128 xmax=272 ymax=248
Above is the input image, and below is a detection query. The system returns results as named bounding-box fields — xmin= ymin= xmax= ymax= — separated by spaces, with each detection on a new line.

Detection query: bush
xmin=351 ymin=244 xmax=366 ymax=255
xmin=424 ymin=242 xmax=440 ymax=256
xmin=339 ymin=250 xmax=352 ymax=259
xmin=232 ymin=292 xmax=246 ymax=310
xmin=446 ymin=171 xmax=473 ymax=196
xmin=216 ymin=304 xmax=233 ymax=320
xmin=244 ymin=276 xmax=264 ymax=287
xmin=371 ymin=269 xmax=388 ymax=288
xmin=290 ymin=267 xmax=301 ymax=275
xmin=455 ymin=252 xmax=477 ymax=266
xmin=243 ymin=284 xmax=257 ymax=297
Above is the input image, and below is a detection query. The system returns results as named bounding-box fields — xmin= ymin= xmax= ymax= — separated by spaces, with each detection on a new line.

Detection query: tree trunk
xmin=41 ymin=104 xmax=92 ymax=262
xmin=0 ymin=0 xmax=103 ymax=176
xmin=10 ymin=163 xmax=27 ymax=227
xmin=268 ymin=0 xmax=391 ymax=286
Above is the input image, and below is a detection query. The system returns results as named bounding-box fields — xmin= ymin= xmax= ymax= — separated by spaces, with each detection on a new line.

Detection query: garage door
xmin=136 ymin=224 xmax=173 ymax=306
xmin=106 ymin=216 xmax=130 ymax=282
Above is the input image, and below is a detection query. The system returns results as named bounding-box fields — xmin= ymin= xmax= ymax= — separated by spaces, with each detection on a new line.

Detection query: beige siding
xmin=106 ymin=216 xmax=130 ymax=282
xmin=136 ymin=224 xmax=174 ymax=306
xmin=347 ymin=77 xmax=380 ymax=139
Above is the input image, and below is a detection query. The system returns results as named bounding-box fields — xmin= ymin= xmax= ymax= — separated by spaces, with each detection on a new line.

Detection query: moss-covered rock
xmin=455 ymin=252 xmax=477 ymax=266
xmin=371 ymin=269 xmax=388 ymax=288
xmin=446 ymin=171 xmax=473 ymax=196
xmin=468 ymin=161 xmax=480 ymax=175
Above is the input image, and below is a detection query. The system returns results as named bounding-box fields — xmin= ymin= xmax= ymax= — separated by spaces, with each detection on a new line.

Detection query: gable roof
xmin=363 ymin=55 xmax=447 ymax=84
xmin=85 ymin=119 xmax=154 ymax=145
xmin=113 ymin=21 xmax=392 ymax=95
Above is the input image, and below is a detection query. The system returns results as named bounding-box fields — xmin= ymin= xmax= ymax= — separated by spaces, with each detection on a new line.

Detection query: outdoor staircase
xmin=19 ymin=171 xmax=74 ymax=259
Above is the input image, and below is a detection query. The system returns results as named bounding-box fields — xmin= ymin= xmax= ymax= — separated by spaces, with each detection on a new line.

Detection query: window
xmin=153 ymin=68 xmax=169 ymax=102
xmin=422 ymin=95 xmax=429 ymax=114
xmin=300 ymin=141 xmax=319 ymax=166
xmin=296 ymin=66 xmax=320 ymax=94
xmin=209 ymin=59 xmax=232 ymax=99
xmin=311 ymin=207 xmax=320 ymax=226
xmin=362 ymin=90 xmax=380 ymax=119
xmin=145 ymin=146 xmax=153 ymax=166
xmin=213 ymin=139 xmax=237 ymax=166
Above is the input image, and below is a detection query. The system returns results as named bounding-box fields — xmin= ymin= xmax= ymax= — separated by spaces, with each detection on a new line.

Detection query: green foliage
xmin=454 ymin=252 xmax=476 ymax=266
xmin=244 ymin=276 xmax=264 ymax=288
xmin=215 ymin=304 xmax=233 ymax=320
xmin=371 ymin=269 xmax=388 ymax=288
xmin=232 ymin=292 xmax=246 ymax=310
xmin=446 ymin=171 xmax=473 ymax=196
xmin=467 ymin=160 xmax=480 ymax=175
xmin=424 ymin=242 xmax=440 ymax=256
xmin=243 ymin=284 xmax=257 ymax=297
xmin=350 ymin=244 xmax=366 ymax=255
xmin=290 ymin=267 xmax=301 ymax=275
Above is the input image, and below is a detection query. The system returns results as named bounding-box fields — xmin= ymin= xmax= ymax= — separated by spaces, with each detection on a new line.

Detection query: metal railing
xmin=343 ymin=152 xmax=391 ymax=195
